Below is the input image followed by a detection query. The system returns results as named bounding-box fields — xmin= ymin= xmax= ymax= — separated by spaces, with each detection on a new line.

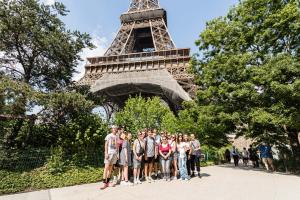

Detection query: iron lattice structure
xmin=78 ymin=0 xmax=196 ymax=112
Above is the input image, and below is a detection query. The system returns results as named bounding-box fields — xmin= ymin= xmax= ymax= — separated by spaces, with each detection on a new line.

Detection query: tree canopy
xmin=0 ymin=0 xmax=94 ymax=91
xmin=192 ymin=0 xmax=300 ymax=159
xmin=114 ymin=96 xmax=173 ymax=136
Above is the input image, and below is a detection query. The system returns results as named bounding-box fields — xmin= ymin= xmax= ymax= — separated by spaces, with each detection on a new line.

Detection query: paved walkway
xmin=1 ymin=165 xmax=300 ymax=200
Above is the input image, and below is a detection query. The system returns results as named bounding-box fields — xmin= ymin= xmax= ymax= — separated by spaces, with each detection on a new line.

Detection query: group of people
xmin=101 ymin=125 xmax=202 ymax=189
xmin=225 ymin=143 xmax=275 ymax=172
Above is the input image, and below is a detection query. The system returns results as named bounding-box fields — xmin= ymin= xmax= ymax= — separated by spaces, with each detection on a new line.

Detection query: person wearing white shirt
xmin=177 ymin=134 xmax=190 ymax=181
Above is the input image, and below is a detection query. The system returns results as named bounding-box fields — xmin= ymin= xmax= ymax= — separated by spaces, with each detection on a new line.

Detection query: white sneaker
xmin=120 ymin=181 xmax=127 ymax=186
xmin=125 ymin=181 xmax=133 ymax=186
xmin=137 ymin=179 xmax=142 ymax=184
xmin=147 ymin=177 xmax=152 ymax=183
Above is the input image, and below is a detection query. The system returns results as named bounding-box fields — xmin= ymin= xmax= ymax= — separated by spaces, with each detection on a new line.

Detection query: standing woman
xmin=170 ymin=135 xmax=178 ymax=179
xmin=190 ymin=134 xmax=201 ymax=178
xmin=133 ymin=131 xmax=145 ymax=185
xmin=184 ymin=134 xmax=192 ymax=176
xmin=119 ymin=132 xmax=132 ymax=186
xmin=153 ymin=130 xmax=161 ymax=179
xmin=177 ymin=134 xmax=190 ymax=181
xmin=159 ymin=136 xmax=172 ymax=181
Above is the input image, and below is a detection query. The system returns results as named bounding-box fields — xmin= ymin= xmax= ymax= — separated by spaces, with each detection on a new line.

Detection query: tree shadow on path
xmin=217 ymin=164 xmax=300 ymax=177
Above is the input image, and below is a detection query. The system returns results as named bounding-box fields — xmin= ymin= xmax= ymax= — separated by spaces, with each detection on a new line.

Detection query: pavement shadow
xmin=218 ymin=164 xmax=300 ymax=177
xmin=199 ymin=173 xmax=211 ymax=177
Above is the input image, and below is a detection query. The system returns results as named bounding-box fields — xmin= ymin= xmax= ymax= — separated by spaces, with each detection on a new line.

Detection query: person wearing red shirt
xmin=159 ymin=136 xmax=172 ymax=181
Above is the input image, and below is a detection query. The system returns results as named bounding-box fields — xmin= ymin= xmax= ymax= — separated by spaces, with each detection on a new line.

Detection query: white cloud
xmin=43 ymin=0 xmax=55 ymax=5
xmin=73 ymin=34 xmax=108 ymax=81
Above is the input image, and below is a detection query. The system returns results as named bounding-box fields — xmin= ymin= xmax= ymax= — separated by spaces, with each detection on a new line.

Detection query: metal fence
xmin=0 ymin=148 xmax=104 ymax=171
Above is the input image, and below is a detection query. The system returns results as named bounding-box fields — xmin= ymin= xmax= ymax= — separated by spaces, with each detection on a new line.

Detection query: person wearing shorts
xmin=259 ymin=142 xmax=275 ymax=171
xmin=242 ymin=147 xmax=249 ymax=166
xmin=119 ymin=132 xmax=132 ymax=186
xmin=170 ymin=135 xmax=178 ymax=179
xmin=144 ymin=130 xmax=156 ymax=183
xmin=133 ymin=131 xmax=145 ymax=185
xmin=101 ymin=125 xmax=119 ymax=190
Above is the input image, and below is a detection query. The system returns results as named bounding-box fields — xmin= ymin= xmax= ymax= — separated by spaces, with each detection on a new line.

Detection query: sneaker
xmin=198 ymin=174 xmax=202 ymax=178
xmin=137 ymin=179 xmax=142 ymax=184
xmin=108 ymin=182 xmax=116 ymax=187
xmin=100 ymin=183 xmax=109 ymax=190
xmin=122 ymin=181 xmax=133 ymax=186
xmin=120 ymin=181 xmax=127 ymax=186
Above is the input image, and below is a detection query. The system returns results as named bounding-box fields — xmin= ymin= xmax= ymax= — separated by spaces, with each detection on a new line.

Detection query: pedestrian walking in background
xmin=248 ymin=145 xmax=259 ymax=168
xmin=242 ymin=147 xmax=249 ymax=166
xmin=259 ymin=142 xmax=275 ymax=172
xmin=225 ymin=149 xmax=231 ymax=163
xmin=231 ymin=146 xmax=239 ymax=167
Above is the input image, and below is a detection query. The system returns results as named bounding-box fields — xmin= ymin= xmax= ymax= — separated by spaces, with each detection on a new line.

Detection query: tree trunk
xmin=287 ymin=131 xmax=300 ymax=169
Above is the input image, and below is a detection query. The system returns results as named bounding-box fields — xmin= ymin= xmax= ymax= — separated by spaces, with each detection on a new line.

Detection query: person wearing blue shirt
xmin=259 ymin=142 xmax=275 ymax=171
xmin=231 ymin=146 xmax=240 ymax=167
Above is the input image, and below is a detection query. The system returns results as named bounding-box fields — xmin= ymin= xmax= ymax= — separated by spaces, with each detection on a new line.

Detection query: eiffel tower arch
xmin=78 ymin=0 xmax=195 ymax=112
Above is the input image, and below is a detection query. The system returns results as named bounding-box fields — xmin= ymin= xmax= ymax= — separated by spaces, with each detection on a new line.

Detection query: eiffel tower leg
xmin=150 ymin=19 xmax=176 ymax=51
xmin=104 ymin=23 xmax=135 ymax=56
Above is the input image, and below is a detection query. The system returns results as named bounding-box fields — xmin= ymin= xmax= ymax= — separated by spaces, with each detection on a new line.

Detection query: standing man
xmin=259 ymin=142 xmax=275 ymax=171
xmin=101 ymin=125 xmax=119 ymax=190
xmin=231 ymin=146 xmax=239 ymax=167
xmin=144 ymin=130 xmax=156 ymax=183
xmin=248 ymin=145 xmax=259 ymax=168
xmin=190 ymin=134 xmax=202 ymax=178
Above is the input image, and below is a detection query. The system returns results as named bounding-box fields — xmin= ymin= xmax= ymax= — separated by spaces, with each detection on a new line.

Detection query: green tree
xmin=0 ymin=0 xmax=94 ymax=91
xmin=177 ymin=102 xmax=229 ymax=148
xmin=193 ymin=0 xmax=300 ymax=168
xmin=114 ymin=96 xmax=173 ymax=136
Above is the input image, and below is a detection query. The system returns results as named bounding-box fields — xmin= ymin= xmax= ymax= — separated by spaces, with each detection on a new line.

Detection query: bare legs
xmin=133 ymin=167 xmax=141 ymax=183
xmin=173 ymin=158 xmax=178 ymax=178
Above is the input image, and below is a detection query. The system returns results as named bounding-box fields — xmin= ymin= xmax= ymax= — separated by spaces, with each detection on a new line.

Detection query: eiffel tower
xmin=78 ymin=0 xmax=195 ymax=112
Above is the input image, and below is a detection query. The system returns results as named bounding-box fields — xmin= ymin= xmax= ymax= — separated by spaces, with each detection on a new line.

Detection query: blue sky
xmin=44 ymin=0 xmax=238 ymax=80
